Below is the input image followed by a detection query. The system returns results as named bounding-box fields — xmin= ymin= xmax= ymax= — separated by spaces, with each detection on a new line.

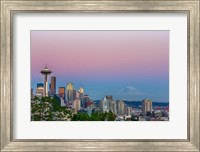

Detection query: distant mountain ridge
xmin=93 ymin=100 xmax=169 ymax=108
xmin=124 ymin=101 xmax=169 ymax=108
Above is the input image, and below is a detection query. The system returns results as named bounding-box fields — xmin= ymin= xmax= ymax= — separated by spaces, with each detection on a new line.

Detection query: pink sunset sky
xmin=31 ymin=30 xmax=169 ymax=102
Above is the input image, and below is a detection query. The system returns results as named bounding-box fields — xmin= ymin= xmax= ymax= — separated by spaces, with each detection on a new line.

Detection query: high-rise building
xmin=58 ymin=87 xmax=65 ymax=99
xmin=117 ymin=100 xmax=125 ymax=116
xmin=125 ymin=106 xmax=132 ymax=116
xmin=35 ymin=87 xmax=44 ymax=97
xmin=37 ymin=83 xmax=44 ymax=88
xmin=82 ymin=94 xmax=90 ymax=108
xmin=50 ymin=76 xmax=56 ymax=95
xmin=76 ymin=92 xmax=80 ymax=99
xmin=78 ymin=87 xmax=84 ymax=107
xmin=78 ymin=87 xmax=83 ymax=101
xmin=110 ymin=100 xmax=117 ymax=115
xmin=100 ymin=97 xmax=110 ymax=113
xmin=86 ymin=101 xmax=94 ymax=115
xmin=66 ymin=82 xmax=74 ymax=105
xmin=142 ymin=99 xmax=152 ymax=116
xmin=99 ymin=100 xmax=103 ymax=109
xmin=49 ymin=84 xmax=51 ymax=91
xmin=73 ymin=99 xmax=81 ymax=110
xmin=72 ymin=89 xmax=76 ymax=101
xmin=106 ymin=95 xmax=113 ymax=101
xmin=79 ymin=87 xmax=84 ymax=94
xmin=40 ymin=66 xmax=52 ymax=97
xmin=60 ymin=97 xmax=66 ymax=107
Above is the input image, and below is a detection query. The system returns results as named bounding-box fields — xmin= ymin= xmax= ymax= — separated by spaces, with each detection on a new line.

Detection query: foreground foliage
xmin=31 ymin=97 xmax=116 ymax=121
xmin=71 ymin=111 xmax=116 ymax=121
xmin=31 ymin=96 xmax=72 ymax=121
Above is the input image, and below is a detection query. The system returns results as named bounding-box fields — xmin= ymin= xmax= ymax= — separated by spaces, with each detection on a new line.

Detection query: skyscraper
xmin=78 ymin=87 xmax=84 ymax=107
xmin=99 ymin=100 xmax=103 ymax=109
xmin=35 ymin=87 xmax=44 ymax=97
xmin=37 ymin=83 xmax=44 ymax=88
xmin=40 ymin=66 xmax=52 ymax=97
xmin=76 ymin=92 xmax=80 ymax=99
xmin=106 ymin=95 xmax=113 ymax=101
xmin=79 ymin=87 xmax=84 ymax=94
xmin=142 ymin=99 xmax=152 ymax=116
xmin=125 ymin=106 xmax=132 ymax=116
xmin=50 ymin=76 xmax=56 ymax=95
xmin=72 ymin=89 xmax=76 ymax=101
xmin=117 ymin=100 xmax=125 ymax=116
xmin=73 ymin=99 xmax=81 ymax=110
xmin=110 ymin=100 xmax=117 ymax=115
xmin=58 ymin=87 xmax=65 ymax=99
xmin=82 ymin=94 xmax=90 ymax=108
xmin=100 ymin=97 xmax=110 ymax=113
xmin=67 ymin=82 xmax=74 ymax=105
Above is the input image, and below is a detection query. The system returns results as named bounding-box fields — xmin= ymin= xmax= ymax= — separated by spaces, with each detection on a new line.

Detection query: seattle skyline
xmin=31 ymin=30 xmax=169 ymax=102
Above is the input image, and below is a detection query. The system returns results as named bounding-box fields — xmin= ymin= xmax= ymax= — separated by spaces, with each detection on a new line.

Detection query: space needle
xmin=40 ymin=66 xmax=52 ymax=97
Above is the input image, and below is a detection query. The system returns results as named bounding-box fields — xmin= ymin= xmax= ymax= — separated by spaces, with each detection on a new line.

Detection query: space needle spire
xmin=40 ymin=66 xmax=52 ymax=97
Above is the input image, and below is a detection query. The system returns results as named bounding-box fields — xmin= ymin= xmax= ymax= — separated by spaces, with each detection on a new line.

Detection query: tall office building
xmin=106 ymin=95 xmax=113 ymax=101
xmin=78 ymin=87 xmax=84 ymax=107
xmin=60 ymin=98 xmax=66 ymax=107
xmin=79 ymin=87 xmax=84 ymax=94
xmin=125 ymin=106 xmax=132 ymax=116
xmin=76 ymin=92 xmax=80 ymax=99
xmin=142 ymin=99 xmax=152 ymax=116
xmin=58 ymin=87 xmax=65 ymax=99
xmin=72 ymin=89 xmax=76 ymax=100
xmin=100 ymin=97 xmax=110 ymax=113
xmin=110 ymin=100 xmax=117 ymax=115
xmin=35 ymin=87 xmax=44 ymax=97
xmin=49 ymin=84 xmax=51 ymax=91
xmin=67 ymin=82 xmax=74 ymax=105
xmin=37 ymin=83 xmax=44 ymax=88
xmin=73 ymin=99 xmax=81 ymax=110
xmin=86 ymin=101 xmax=94 ymax=115
xmin=50 ymin=76 xmax=56 ymax=95
xmin=35 ymin=83 xmax=44 ymax=97
xmin=82 ymin=94 xmax=90 ymax=108
xmin=99 ymin=100 xmax=103 ymax=109
xmin=117 ymin=100 xmax=125 ymax=116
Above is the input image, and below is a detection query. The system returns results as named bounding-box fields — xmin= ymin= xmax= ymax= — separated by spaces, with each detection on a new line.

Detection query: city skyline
xmin=31 ymin=30 xmax=169 ymax=102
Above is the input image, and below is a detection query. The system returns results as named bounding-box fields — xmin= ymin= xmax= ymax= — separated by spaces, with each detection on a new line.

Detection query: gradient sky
xmin=31 ymin=30 xmax=169 ymax=102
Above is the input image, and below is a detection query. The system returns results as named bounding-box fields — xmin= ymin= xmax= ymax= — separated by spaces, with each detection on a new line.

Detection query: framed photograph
xmin=0 ymin=0 xmax=199 ymax=151
xmin=30 ymin=30 xmax=170 ymax=122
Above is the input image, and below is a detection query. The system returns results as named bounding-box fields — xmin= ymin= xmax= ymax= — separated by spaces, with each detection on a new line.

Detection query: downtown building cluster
xmin=31 ymin=67 xmax=169 ymax=121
